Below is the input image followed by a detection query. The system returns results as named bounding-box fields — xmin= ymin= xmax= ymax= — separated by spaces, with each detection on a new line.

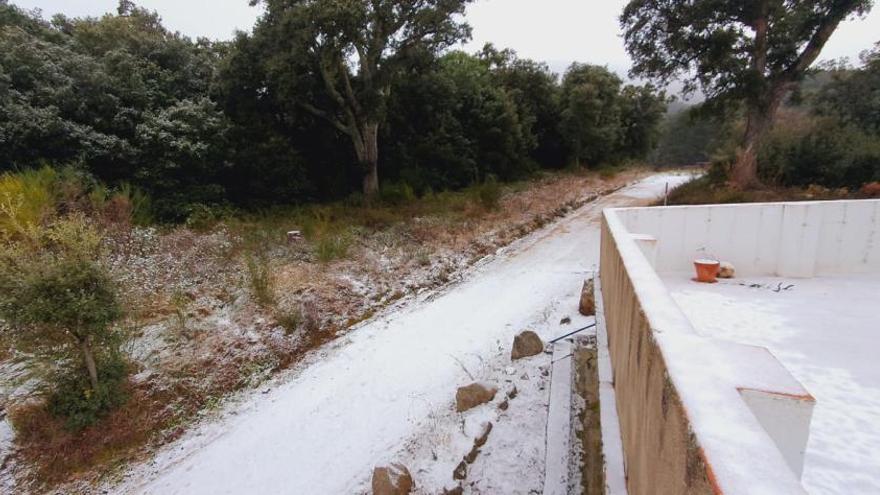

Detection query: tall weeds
xmin=246 ymin=254 xmax=276 ymax=307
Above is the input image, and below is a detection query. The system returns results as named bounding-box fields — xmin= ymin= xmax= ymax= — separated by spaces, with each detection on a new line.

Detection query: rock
xmin=474 ymin=422 xmax=493 ymax=448
xmin=511 ymin=330 xmax=544 ymax=360
xmin=560 ymin=316 xmax=571 ymax=325
xmin=464 ymin=446 xmax=480 ymax=464
xmin=498 ymin=399 xmax=509 ymax=411
xmin=718 ymin=261 xmax=736 ymax=279
xmin=455 ymin=382 xmax=498 ymax=412
xmin=442 ymin=486 xmax=464 ymax=495
xmin=372 ymin=463 xmax=414 ymax=495
xmin=452 ymin=460 xmax=468 ymax=480
xmin=579 ymin=278 xmax=596 ymax=316
xmin=287 ymin=230 xmax=304 ymax=244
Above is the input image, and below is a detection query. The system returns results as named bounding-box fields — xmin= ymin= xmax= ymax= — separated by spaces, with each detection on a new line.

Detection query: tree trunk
xmin=731 ymin=86 xmax=787 ymax=189
xmin=81 ymin=336 xmax=99 ymax=390
xmin=732 ymin=109 xmax=766 ymax=188
xmin=359 ymin=122 xmax=380 ymax=198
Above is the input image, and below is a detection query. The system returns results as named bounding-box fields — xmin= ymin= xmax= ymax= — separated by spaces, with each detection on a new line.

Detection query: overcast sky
xmin=12 ymin=0 xmax=880 ymax=77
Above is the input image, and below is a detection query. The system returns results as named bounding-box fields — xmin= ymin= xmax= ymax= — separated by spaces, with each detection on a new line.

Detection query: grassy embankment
xmin=0 ymin=164 xmax=645 ymax=490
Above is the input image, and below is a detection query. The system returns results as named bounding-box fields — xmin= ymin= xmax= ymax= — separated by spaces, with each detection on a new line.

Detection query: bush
xmin=0 ymin=166 xmax=56 ymax=239
xmin=274 ymin=307 xmax=302 ymax=335
xmin=0 ymin=216 xmax=127 ymax=427
xmin=115 ymin=183 xmax=153 ymax=226
xmin=246 ymin=254 xmax=276 ymax=307
xmin=598 ymin=165 xmax=620 ymax=180
xmin=314 ymin=233 xmax=352 ymax=262
xmin=759 ymin=115 xmax=880 ymax=189
xmin=469 ymin=175 xmax=503 ymax=210
xmin=47 ymin=353 xmax=129 ymax=431
xmin=379 ymin=182 xmax=416 ymax=206
xmin=185 ymin=203 xmax=228 ymax=231
xmin=0 ymin=167 xmax=154 ymax=235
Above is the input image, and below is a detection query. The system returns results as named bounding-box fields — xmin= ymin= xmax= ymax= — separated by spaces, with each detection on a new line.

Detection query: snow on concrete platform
xmin=664 ymin=273 xmax=880 ymax=495
xmin=601 ymin=199 xmax=880 ymax=495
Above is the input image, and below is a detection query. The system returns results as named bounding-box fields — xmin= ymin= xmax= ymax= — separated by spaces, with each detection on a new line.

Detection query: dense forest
xmin=0 ymin=0 xmax=666 ymax=221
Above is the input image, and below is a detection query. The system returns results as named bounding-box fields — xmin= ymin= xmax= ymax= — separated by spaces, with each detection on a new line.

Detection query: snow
xmin=618 ymin=173 xmax=689 ymax=200
xmin=664 ymin=273 xmax=880 ymax=495
xmin=543 ymin=339 xmax=573 ymax=495
xmin=0 ymin=418 xmax=12 ymax=463
xmin=114 ymin=174 xmax=687 ymax=495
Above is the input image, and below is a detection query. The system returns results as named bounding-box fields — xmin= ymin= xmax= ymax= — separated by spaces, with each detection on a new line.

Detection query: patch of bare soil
xmin=0 ymin=168 xmax=647 ymax=493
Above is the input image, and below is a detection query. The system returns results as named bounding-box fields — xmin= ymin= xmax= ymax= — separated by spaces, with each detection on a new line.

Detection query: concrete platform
xmin=664 ymin=273 xmax=880 ymax=494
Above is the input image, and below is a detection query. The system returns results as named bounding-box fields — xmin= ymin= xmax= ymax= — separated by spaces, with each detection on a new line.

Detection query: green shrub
xmin=0 ymin=166 xmax=57 ymax=239
xmin=469 ymin=175 xmax=503 ymax=210
xmin=379 ymin=182 xmax=416 ymax=206
xmin=116 ymin=183 xmax=153 ymax=226
xmin=170 ymin=289 xmax=191 ymax=334
xmin=0 ymin=167 xmax=154 ymax=234
xmin=47 ymin=353 xmax=129 ymax=431
xmin=0 ymin=216 xmax=128 ymax=428
xmin=274 ymin=307 xmax=302 ymax=335
xmin=598 ymin=165 xmax=620 ymax=179
xmin=246 ymin=254 xmax=276 ymax=307
xmin=314 ymin=233 xmax=352 ymax=262
xmin=759 ymin=116 xmax=880 ymax=189
xmin=185 ymin=203 xmax=220 ymax=231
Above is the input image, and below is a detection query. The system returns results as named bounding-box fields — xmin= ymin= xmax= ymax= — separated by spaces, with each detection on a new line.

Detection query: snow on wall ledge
xmin=613 ymin=199 xmax=880 ymax=277
xmin=595 ymin=202 xmax=850 ymax=495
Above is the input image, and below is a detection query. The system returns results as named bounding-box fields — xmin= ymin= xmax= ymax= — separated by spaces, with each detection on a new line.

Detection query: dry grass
xmin=9 ymin=385 xmax=164 ymax=486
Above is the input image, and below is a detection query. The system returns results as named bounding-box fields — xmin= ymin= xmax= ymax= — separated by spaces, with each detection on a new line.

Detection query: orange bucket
xmin=693 ymin=259 xmax=720 ymax=283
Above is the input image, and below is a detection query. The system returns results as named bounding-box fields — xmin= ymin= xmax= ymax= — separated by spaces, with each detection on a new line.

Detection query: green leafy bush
xmin=0 ymin=215 xmax=128 ymax=429
xmin=246 ymin=254 xmax=276 ymax=307
xmin=185 ymin=203 xmax=229 ymax=231
xmin=314 ymin=233 xmax=352 ymax=263
xmin=759 ymin=117 xmax=880 ymax=188
xmin=379 ymin=182 xmax=416 ymax=206
xmin=469 ymin=175 xmax=503 ymax=210
xmin=0 ymin=166 xmax=56 ymax=239
xmin=47 ymin=353 xmax=129 ymax=431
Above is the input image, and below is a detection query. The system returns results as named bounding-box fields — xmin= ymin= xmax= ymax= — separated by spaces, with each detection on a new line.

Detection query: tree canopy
xmin=245 ymin=0 xmax=474 ymax=197
xmin=815 ymin=42 xmax=880 ymax=135
xmin=621 ymin=0 xmax=875 ymax=187
xmin=559 ymin=63 xmax=666 ymax=167
xmin=0 ymin=0 xmax=670 ymax=221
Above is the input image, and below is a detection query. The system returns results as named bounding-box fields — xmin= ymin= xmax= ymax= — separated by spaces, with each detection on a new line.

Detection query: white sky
xmin=11 ymin=0 xmax=880 ymax=78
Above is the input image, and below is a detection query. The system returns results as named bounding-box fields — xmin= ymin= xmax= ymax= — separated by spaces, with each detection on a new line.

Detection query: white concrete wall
xmin=601 ymin=209 xmax=812 ymax=494
xmin=739 ymin=389 xmax=814 ymax=479
xmin=614 ymin=200 xmax=880 ymax=277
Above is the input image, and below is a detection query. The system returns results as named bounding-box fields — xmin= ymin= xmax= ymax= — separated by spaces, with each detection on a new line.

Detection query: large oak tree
xmin=248 ymin=0 xmax=473 ymax=198
xmin=621 ymin=0 xmax=874 ymax=187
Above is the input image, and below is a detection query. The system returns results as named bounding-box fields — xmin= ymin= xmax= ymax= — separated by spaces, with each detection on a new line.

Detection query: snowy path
xmin=124 ymin=173 xmax=691 ymax=495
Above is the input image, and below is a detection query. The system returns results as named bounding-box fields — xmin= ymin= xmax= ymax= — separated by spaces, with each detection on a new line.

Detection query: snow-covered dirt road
xmin=121 ymin=173 xmax=692 ymax=495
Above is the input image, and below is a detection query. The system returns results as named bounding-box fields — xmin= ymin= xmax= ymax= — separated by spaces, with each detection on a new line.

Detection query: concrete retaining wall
xmin=600 ymin=206 xmax=816 ymax=495
xmin=614 ymin=199 xmax=880 ymax=277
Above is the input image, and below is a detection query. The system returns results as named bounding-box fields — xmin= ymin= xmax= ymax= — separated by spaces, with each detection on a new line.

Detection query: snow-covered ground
xmin=664 ymin=274 xmax=880 ymax=495
xmin=114 ymin=173 xmax=693 ymax=495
